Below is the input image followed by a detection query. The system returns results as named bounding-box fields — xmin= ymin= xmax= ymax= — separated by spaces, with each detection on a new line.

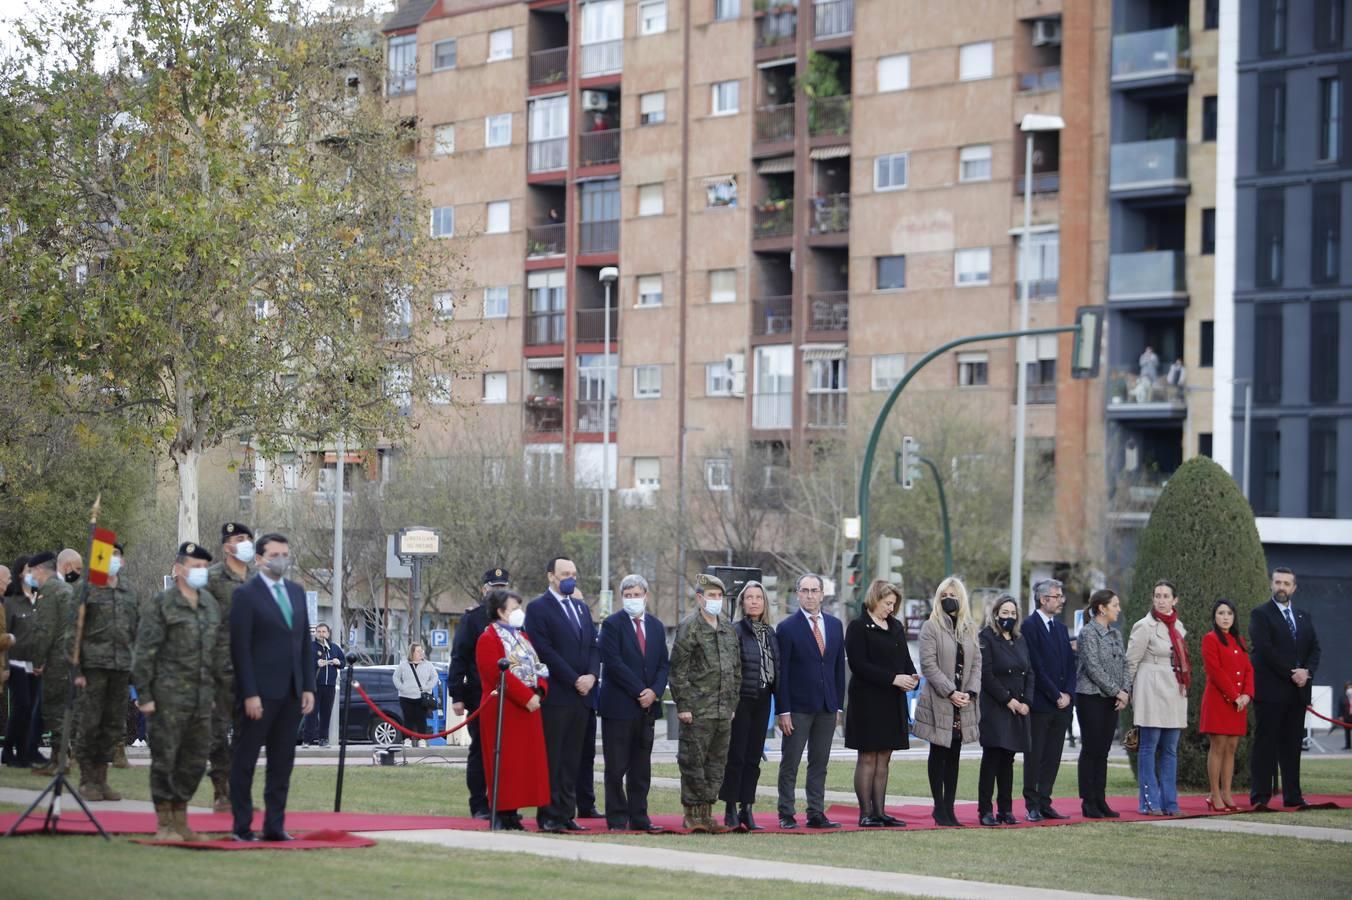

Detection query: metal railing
xmin=752 ymin=391 xmax=793 ymax=430
xmin=808 ymin=291 xmax=848 ymax=331
xmin=1018 ymin=278 xmax=1059 ymax=300
xmin=756 ymin=10 xmax=797 ymax=48
xmin=808 ymin=95 xmax=851 ymax=136
xmin=526 ymin=223 xmax=566 ymax=258
xmin=528 ymin=137 xmax=567 ymax=173
xmin=579 ymin=129 xmax=620 ymax=167
xmin=753 ymin=296 xmax=793 ymax=336
xmin=813 ymin=0 xmax=853 ymax=38
xmin=525 ymin=400 xmax=565 ymax=433
xmin=1024 ymin=383 xmax=1057 ymax=405
xmin=1015 ymin=172 xmax=1060 ymax=194
xmin=755 ymin=104 xmax=795 ymax=142
xmin=1018 ymin=67 xmax=1062 ymax=92
xmin=754 ymin=200 xmax=794 ymax=238
xmin=806 ymin=391 xmax=847 ymax=428
xmin=579 ymin=219 xmax=619 ymax=254
xmin=1107 ymin=369 xmax=1186 ymax=406
xmin=575 ymin=306 xmax=619 ymax=342
xmin=810 ymin=193 xmax=850 ymax=234
xmin=576 ymin=398 xmax=617 ymax=433
xmin=580 ymin=39 xmax=622 ymax=78
xmin=1110 ymin=139 xmax=1187 ymax=191
xmin=1108 ymin=250 xmax=1186 ymax=300
xmin=1111 ymin=26 xmax=1189 ymax=83
xmin=525 ymin=311 xmax=565 ymax=345
xmin=529 ymin=47 xmax=568 ymax=87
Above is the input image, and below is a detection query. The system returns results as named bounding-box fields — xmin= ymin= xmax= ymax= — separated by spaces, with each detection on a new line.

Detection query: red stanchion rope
xmin=353 ymin=681 xmax=495 ymax=740
xmin=1306 ymin=706 xmax=1352 ymax=729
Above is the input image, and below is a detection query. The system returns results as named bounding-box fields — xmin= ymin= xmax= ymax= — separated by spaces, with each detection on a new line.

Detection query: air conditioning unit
xmin=724 ymin=352 xmax=746 ymax=374
xmin=1032 ymin=18 xmax=1062 ymax=47
xmin=582 ymin=90 xmax=610 ymax=111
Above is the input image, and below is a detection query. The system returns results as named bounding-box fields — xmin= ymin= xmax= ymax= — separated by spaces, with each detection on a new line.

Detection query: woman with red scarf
xmin=1199 ymin=599 xmax=1253 ymax=811
xmin=1126 ymin=580 xmax=1190 ymax=815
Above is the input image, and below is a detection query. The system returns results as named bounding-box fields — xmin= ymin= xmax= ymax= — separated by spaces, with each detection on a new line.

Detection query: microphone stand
xmin=489 ymin=658 xmax=509 ymax=830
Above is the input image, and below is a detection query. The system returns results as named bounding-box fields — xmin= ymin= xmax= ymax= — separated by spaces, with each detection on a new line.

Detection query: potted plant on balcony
xmin=796 ymin=53 xmax=847 ymax=135
xmin=1109 ymin=372 xmax=1127 ymax=404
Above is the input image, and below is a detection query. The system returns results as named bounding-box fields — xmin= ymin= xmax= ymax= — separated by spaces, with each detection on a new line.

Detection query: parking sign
xmin=430 ymin=628 xmax=450 ymax=649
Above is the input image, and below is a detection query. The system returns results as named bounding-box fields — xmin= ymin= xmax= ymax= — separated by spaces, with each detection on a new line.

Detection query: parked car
xmin=338 ymin=663 xmax=449 ymax=745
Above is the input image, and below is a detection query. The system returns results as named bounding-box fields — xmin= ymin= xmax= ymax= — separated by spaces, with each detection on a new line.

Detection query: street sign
xmin=397 ymin=527 xmax=441 ymax=558
xmin=386 ymin=534 xmax=412 ymax=579
xmin=842 ymin=516 xmax=861 ymax=540
xmin=430 ymin=628 xmax=450 ymax=649
xmin=306 ymin=591 xmax=319 ymax=629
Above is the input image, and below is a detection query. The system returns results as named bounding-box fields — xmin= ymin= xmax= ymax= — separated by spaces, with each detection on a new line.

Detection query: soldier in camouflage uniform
xmin=132 ymin=542 xmax=228 ymax=842
xmin=69 ymin=543 xmax=137 ymax=800
xmin=668 ymin=574 xmax=742 ymax=833
xmin=204 ymin=522 xmax=253 ymax=812
xmin=28 ymin=550 xmax=78 ymax=776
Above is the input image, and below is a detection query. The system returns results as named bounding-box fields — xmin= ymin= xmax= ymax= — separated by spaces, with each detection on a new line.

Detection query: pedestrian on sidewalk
xmin=1075 ymin=590 xmax=1129 ymax=819
xmin=394 ymin=644 xmax=436 ymax=748
xmin=719 ymin=580 xmax=779 ymax=831
xmin=1127 ymin=580 xmax=1190 ymax=815
xmin=914 ymin=577 xmax=981 ymax=828
xmin=1200 ymin=599 xmax=1252 ymax=811
xmin=977 ymin=594 xmax=1033 ymax=826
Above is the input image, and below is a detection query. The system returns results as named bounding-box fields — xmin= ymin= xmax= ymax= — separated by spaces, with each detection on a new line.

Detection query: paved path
xmin=1151 ymin=816 xmax=1352 ymax=843
xmin=0 ymin=786 xmax=210 ymax=815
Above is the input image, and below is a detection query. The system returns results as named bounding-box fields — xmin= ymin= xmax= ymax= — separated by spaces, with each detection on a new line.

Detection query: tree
xmin=1125 ymin=456 xmax=1269 ymax=789
xmin=0 ymin=0 xmax=470 ymax=543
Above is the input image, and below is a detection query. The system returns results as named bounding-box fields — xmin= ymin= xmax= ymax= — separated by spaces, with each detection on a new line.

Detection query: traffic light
xmin=875 ymin=534 xmax=904 ymax=583
xmin=840 ymin=550 xmax=862 ymax=606
xmin=1072 ymin=305 xmax=1104 ymax=379
xmin=897 ymin=436 xmax=922 ymax=490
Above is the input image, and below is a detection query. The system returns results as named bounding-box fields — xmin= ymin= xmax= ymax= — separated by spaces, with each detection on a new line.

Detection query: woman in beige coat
xmin=914 ymin=577 xmax=981 ymax=827
xmin=1126 ymin=579 xmax=1190 ymax=815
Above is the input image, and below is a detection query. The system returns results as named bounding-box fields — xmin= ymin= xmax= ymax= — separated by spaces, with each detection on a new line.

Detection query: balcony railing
xmin=810 ymin=193 xmax=850 ymax=234
xmin=1108 ymin=251 xmax=1186 ymax=300
xmin=753 ymin=296 xmax=793 ymax=336
xmin=1015 ymin=171 xmax=1060 ymax=194
xmin=525 ymin=396 xmax=565 ymax=433
xmin=528 ymin=137 xmax=567 ymax=173
xmin=1110 ymin=139 xmax=1187 ymax=192
xmin=808 ymin=291 xmax=848 ymax=331
xmin=1111 ymin=26 xmax=1190 ymax=84
xmin=1017 ymin=278 xmax=1059 ymax=300
xmin=754 ymin=200 xmax=794 ymax=238
xmin=755 ymin=104 xmax=795 ymax=142
xmin=808 ymin=95 xmax=851 ymax=137
xmin=576 ymin=398 xmax=617 ymax=433
xmin=813 ymin=0 xmax=853 ymax=39
xmin=756 ymin=10 xmax=797 ymax=48
xmin=806 ymin=391 xmax=847 ymax=429
xmin=575 ymin=306 xmax=619 ymax=342
xmin=529 ymin=47 xmax=568 ymax=87
xmin=579 ymin=129 xmax=620 ymax=167
xmin=527 ymin=223 xmax=566 ymax=258
xmin=580 ymin=39 xmax=622 ymax=78
xmin=1024 ymin=383 xmax=1057 ymax=405
xmin=525 ymin=311 xmax=565 ymax=345
xmin=1107 ymin=369 xmax=1186 ymax=406
xmin=1018 ymin=67 xmax=1062 ymax=92
xmin=579 ymin=219 xmax=619 ymax=254
xmin=752 ymin=391 xmax=793 ymax=430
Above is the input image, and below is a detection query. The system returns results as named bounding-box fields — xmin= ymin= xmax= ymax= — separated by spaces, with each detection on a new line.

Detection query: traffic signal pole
xmin=918 ymin=456 xmax=953 ymax=578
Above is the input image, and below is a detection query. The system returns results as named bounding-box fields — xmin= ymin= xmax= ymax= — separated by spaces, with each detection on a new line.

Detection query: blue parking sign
xmin=430 ymin=628 xmax=450 ymax=648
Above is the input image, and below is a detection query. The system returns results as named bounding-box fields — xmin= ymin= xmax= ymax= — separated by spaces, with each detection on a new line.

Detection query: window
xmin=431 ymin=205 xmax=455 ymax=237
xmin=1202 ymin=208 xmax=1216 ymax=255
xmin=1252 ymin=424 xmax=1281 ymax=516
xmin=432 ymin=123 xmax=455 ymax=156
xmin=640 ymin=91 xmax=666 ymax=125
xmin=1312 ymin=183 xmax=1341 ymax=284
xmin=637 ymin=274 xmax=663 ymax=307
xmin=429 ymin=374 xmax=454 ymax=405
xmin=874 ymin=152 xmax=908 ymax=191
xmin=1315 ymin=0 xmax=1344 ymax=49
xmin=387 ymin=33 xmax=416 ymax=96
xmin=433 ymin=38 xmax=457 ymax=71
xmin=710 ymin=268 xmax=737 ymax=304
xmin=877 ymin=54 xmax=910 ymax=92
xmin=705 ymin=457 xmax=732 ymax=491
xmin=706 ymin=361 xmax=734 ymax=396
xmin=1259 ymin=0 xmax=1287 ymax=57
xmin=705 ymin=177 xmax=737 ymax=208
xmin=1198 ymin=433 xmax=1213 ymax=457
xmin=712 ymin=80 xmax=739 ymax=116
xmin=485 ymin=113 xmax=512 ymax=148
xmin=1205 ymin=0 xmax=1219 ymax=29
xmin=1311 ymin=302 xmax=1340 ymax=403
xmin=1254 ymin=303 xmax=1283 ymax=404
xmin=1319 ymin=77 xmax=1341 ymax=162
xmin=876 ymin=255 xmax=906 ymax=290
xmin=280 ymin=453 xmax=299 ymax=491
xmin=1257 ymin=75 xmax=1285 ymax=171
xmin=954 ymin=247 xmax=992 ymax=286
xmin=577 ymin=353 xmax=617 ymax=432
xmin=634 ymin=457 xmax=661 ymax=490
xmin=1023 ymin=334 xmax=1058 ymax=402
xmin=639 ymin=0 xmax=666 ymax=35
xmin=1200 ymin=320 xmax=1214 ymax=368
xmin=871 ymin=354 xmax=907 ymax=391
xmin=1256 ymin=188 xmax=1284 ymax=287
xmin=580 ymin=0 xmax=623 ymax=77
xmin=638 ymin=183 xmax=664 ymax=216
xmin=1017 ymin=230 xmax=1059 ymax=296
xmin=488 ymin=28 xmax=513 ymax=61
xmin=959 ymin=41 xmax=994 ymax=81
xmin=634 ymin=365 xmax=661 ymax=398
xmin=960 ymin=144 xmax=992 ymax=182
xmin=715 ymin=0 xmax=740 ymax=20
xmin=482 ymin=372 xmax=508 ymax=404
xmin=433 ymin=290 xmax=455 ymax=319
xmin=957 ymin=352 xmax=989 ymax=387
xmin=1309 ymin=420 xmax=1338 ymax=517
xmin=1202 ymin=95 xmax=1217 ymax=142
xmin=483 ymin=286 xmax=509 ymax=319
xmin=486 ymin=200 xmax=510 ymax=234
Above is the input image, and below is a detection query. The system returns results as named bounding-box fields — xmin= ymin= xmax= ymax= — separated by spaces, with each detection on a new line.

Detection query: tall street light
xmin=599 ymin=266 xmax=618 ymax=610
xmin=1011 ymin=113 xmax=1064 ymax=611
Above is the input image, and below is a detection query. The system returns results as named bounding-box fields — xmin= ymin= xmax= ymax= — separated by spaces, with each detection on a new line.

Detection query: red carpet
xmin=129 ymin=829 xmax=375 ymax=850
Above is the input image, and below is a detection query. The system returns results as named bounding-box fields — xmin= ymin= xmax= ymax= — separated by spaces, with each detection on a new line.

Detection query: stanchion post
xmin=335 ymin=657 xmax=355 ymax=812
xmin=489 ymin=659 xmax=508 ymax=830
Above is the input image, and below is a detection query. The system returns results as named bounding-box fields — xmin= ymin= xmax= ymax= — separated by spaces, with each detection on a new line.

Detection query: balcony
xmin=1108 ymin=251 xmax=1187 ymax=309
xmin=1106 ymin=370 xmax=1187 ymax=420
xmin=755 ymin=104 xmax=795 ymax=143
xmin=1111 ymin=27 xmax=1191 ymax=90
xmin=753 ymin=296 xmax=793 ymax=336
xmin=1015 ymin=172 xmax=1060 ymax=194
xmin=576 ymin=398 xmax=617 ymax=433
xmin=575 ymin=306 xmax=619 ymax=343
xmin=579 ymin=129 xmax=620 ymax=167
xmin=754 ymin=200 xmax=794 ymax=239
xmin=756 ymin=9 xmax=797 ymax=49
xmin=580 ymin=39 xmax=622 ymax=78
xmin=809 ymin=193 xmax=849 ymax=235
xmin=528 ymin=137 xmax=567 ymax=174
xmin=1022 ymin=383 xmax=1057 ymax=405
xmin=1016 ymin=277 xmax=1059 ymax=300
xmin=806 ymin=391 xmax=847 ymax=429
xmin=529 ymin=47 xmax=568 ymax=88
xmin=525 ymin=311 xmax=565 ymax=346
xmin=808 ymin=291 xmax=848 ymax=332
xmin=813 ymin=0 xmax=853 ymax=39
xmin=1018 ymin=67 xmax=1062 ymax=92
xmin=1109 ymin=139 xmax=1187 ymax=199
xmin=525 ymin=395 xmax=564 ymax=433
xmin=526 ymin=223 xmax=566 ymax=258
xmin=808 ymin=95 xmax=851 ymax=137
xmin=752 ymin=391 xmax=793 ymax=430
xmin=579 ymin=219 xmax=619 ymax=255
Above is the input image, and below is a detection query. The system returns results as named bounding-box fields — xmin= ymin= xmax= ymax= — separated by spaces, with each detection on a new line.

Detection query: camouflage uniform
xmin=32 ymin=575 xmax=75 ymax=771
xmin=204 ymin=560 xmax=246 ymax=808
xmin=69 ymin=578 xmax=138 ymax=797
xmin=668 ymin=592 xmax=741 ymax=829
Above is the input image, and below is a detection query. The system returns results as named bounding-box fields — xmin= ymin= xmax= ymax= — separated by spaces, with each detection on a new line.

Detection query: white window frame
xmin=482 ymin=372 xmax=508 ymax=404
xmin=955 ymin=247 xmax=992 ymax=286
xmin=874 ymin=152 xmax=908 ymax=191
xmin=712 ymin=80 xmax=740 ymax=116
xmin=705 ymin=457 xmax=732 ymax=491
xmin=488 ymin=28 xmax=513 ymax=62
xmin=485 ymin=113 xmax=512 ymax=148
xmin=638 ymin=182 xmax=664 ymax=216
xmin=877 ymin=53 xmax=910 ymax=93
xmin=430 ymin=206 xmax=455 ymax=238
xmin=432 ymin=123 xmax=455 ymax=156
xmin=483 ymin=286 xmax=509 ymax=319
xmin=636 ymin=274 xmax=663 ymax=307
xmin=486 ymin=200 xmax=510 ymax=234
xmin=957 ymin=351 xmax=989 ymax=387
xmin=706 ymin=361 xmax=734 ymax=396
xmin=959 ymin=41 xmax=994 ymax=81
xmin=959 ymin=144 xmax=992 ymax=182
xmin=432 ymin=290 xmax=455 ymax=319
xmin=639 ymin=91 xmax=666 ymax=125
xmin=871 ymin=354 xmax=907 ymax=391
xmin=714 ymin=0 xmax=740 ymax=21
xmin=432 ymin=38 xmax=457 ymax=71
xmin=634 ymin=457 xmax=661 ymax=490
xmin=709 ymin=268 xmax=737 ymax=304
xmin=639 ymin=0 xmax=667 ymax=35
xmin=634 ymin=365 xmax=662 ymax=399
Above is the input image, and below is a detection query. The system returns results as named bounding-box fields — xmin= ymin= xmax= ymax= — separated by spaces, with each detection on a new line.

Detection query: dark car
xmin=337 ymin=663 xmax=449 ymax=745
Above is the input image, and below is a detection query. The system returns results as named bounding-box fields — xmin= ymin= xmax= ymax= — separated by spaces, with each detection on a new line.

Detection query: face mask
xmin=506 ymin=608 xmax=526 ymax=629
xmin=185 ymin=568 xmax=209 ymax=589
xmin=557 ymin=577 xmax=577 ymax=596
xmin=64 ymin=571 xmax=80 ymax=584
xmin=109 ymin=556 xmax=123 ymax=576
xmin=24 ymin=573 xmax=38 ymax=589
xmin=998 ymin=617 xmax=1017 ymax=632
xmin=703 ymin=597 xmax=723 ymax=617
xmin=232 ymin=541 xmax=255 ymax=563
xmin=941 ymin=597 xmax=959 ymax=615
xmin=622 ymin=597 xmax=646 ymax=617
xmin=264 ymin=555 xmax=291 ymax=578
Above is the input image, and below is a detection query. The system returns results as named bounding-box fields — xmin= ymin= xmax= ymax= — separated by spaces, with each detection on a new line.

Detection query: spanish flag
xmin=87 ymin=527 xmax=118 ymax=587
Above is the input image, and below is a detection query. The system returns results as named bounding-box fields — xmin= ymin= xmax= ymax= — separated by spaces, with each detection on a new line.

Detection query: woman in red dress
xmin=475 ymin=589 xmax=551 ymax=830
xmin=1199 ymin=598 xmax=1253 ymax=811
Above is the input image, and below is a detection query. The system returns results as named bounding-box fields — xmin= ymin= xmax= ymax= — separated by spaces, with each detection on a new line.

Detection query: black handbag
xmin=408 ymin=662 xmax=438 ymax=711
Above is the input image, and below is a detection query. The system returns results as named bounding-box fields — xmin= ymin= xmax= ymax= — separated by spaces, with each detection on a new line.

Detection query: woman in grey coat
xmin=393 ymin=643 xmax=438 ymax=747
xmin=1076 ymin=589 xmax=1131 ymax=819
xmin=913 ymin=577 xmax=982 ymax=827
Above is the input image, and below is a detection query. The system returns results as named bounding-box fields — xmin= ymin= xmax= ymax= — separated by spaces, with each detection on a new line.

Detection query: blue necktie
xmin=1283 ymin=607 xmax=1296 ymax=639
xmin=272 ymin=582 xmax=293 ymax=629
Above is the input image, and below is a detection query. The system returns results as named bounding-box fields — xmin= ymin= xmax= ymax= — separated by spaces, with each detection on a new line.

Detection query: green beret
xmin=695 ymin=573 xmax=726 ymax=594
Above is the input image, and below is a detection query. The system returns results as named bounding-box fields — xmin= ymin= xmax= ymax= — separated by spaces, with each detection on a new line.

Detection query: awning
xmin=701 ymin=174 xmax=737 ymax=186
xmin=323 ymin=451 xmax=365 ymax=464
xmin=526 ymin=356 xmax=565 ymax=370
xmin=809 ymin=145 xmax=851 ymax=160
xmin=758 ymin=156 xmax=794 ymax=175
xmin=800 ymin=343 xmax=847 ymax=360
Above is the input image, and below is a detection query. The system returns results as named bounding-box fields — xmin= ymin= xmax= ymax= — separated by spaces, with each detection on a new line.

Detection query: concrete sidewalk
xmin=1150 ymin=816 xmax=1352 ymax=843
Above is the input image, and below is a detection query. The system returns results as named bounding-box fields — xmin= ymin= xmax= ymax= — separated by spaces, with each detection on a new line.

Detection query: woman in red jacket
xmin=476 ymin=589 xmax=551 ymax=830
xmin=1200 ymin=598 xmax=1253 ymax=811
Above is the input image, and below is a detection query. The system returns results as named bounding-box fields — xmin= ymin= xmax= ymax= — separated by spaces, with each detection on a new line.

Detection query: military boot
xmin=683 ymin=805 xmax=709 ymax=833
xmin=153 ymin=802 xmax=177 ymax=841
xmin=170 ymin=803 xmax=203 ymax=842
xmin=98 ymin=765 xmax=122 ymax=801
xmin=210 ymin=770 xmax=231 ymax=813
xmin=704 ymin=803 xmax=729 ymax=834
xmin=111 ymin=743 xmax=129 ymax=769
xmin=78 ymin=764 xmax=107 ymax=802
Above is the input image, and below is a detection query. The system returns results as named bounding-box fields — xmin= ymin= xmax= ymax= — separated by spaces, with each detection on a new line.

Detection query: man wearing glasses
xmin=1022 ymin=578 xmax=1076 ymax=821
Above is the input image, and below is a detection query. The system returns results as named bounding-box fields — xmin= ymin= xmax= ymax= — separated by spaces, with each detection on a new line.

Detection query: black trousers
xmin=928 ymin=741 xmax=962 ymax=811
xmin=230 ymin=695 xmax=303 ymax=836
xmin=720 ymin=690 xmax=773 ymax=804
xmin=465 ymin=693 xmax=488 ymax=815
xmin=541 ymin=703 xmax=588 ymax=822
xmin=978 ymin=747 xmax=1015 ymax=815
xmin=577 ymin=709 xmax=597 ymax=811
xmin=302 ymin=682 xmax=337 ymax=742
xmin=399 ymin=698 xmax=429 ymax=740
xmin=1251 ymin=699 xmax=1306 ymax=805
xmin=1024 ymin=706 xmax=1072 ymax=811
xmin=2 ymin=668 xmax=40 ymax=766
xmin=1076 ymin=693 xmax=1118 ymax=805
xmin=601 ymin=715 xmax=655 ymax=827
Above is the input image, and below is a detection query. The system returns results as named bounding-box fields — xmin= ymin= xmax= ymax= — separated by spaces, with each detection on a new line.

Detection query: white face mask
xmin=185 ymin=568 xmax=209 ymax=589
xmin=703 ymin=597 xmax=724 ymax=617
xmin=232 ymin=540 xmax=255 ymax=563
xmin=108 ymin=556 xmax=124 ymax=576
xmin=506 ymin=608 xmax=526 ymax=629
xmin=622 ymin=596 xmax=646 ymax=617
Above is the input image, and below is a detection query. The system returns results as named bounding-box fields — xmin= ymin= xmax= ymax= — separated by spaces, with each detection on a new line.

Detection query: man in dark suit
xmin=447 ymin=567 xmax=509 ymax=820
xmin=597 ymin=573 xmax=669 ymax=832
xmin=228 ymin=533 xmax=315 ymax=841
xmin=774 ymin=573 xmax=846 ymax=830
xmin=1022 ymin=578 xmax=1075 ymax=821
xmin=523 ymin=556 xmax=599 ymax=833
xmin=1249 ymin=566 xmax=1322 ymax=810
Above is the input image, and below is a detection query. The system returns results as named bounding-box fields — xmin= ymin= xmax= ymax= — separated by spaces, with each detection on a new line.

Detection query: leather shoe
xmin=996 ymin=812 xmax=1019 ymax=826
xmin=778 ymin=815 xmax=798 ymax=830
xmin=562 ymin=819 xmax=590 ymax=832
xmin=858 ymin=815 xmax=886 ymax=828
xmin=472 ymin=810 xmax=492 ymax=821
xmin=1095 ymin=800 xmax=1121 ymax=818
xmin=537 ymin=819 xmax=567 ymax=833
xmin=262 ymin=831 xmax=294 ymax=842
xmin=1081 ymin=802 xmax=1104 ymax=819
xmin=880 ymin=814 xmax=907 ymax=828
xmin=633 ymin=822 xmax=665 ymax=834
xmin=1025 ymin=808 xmax=1045 ymax=823
xmin=576 ymin=807 xmax=604 ymax=819
xmin=1251 ymin=802 xmax=1273 ymax=812
xmin=1283 ymin=799 xmax=1310 ymax=809
xmin=231 ymin=831 xmax=258 ymax=842
xmin=805 ymin=814 xmax=840 ymax=829
xmin=606 ymin=823 xmax=629 ymax=832
xmin=979 ymin=812 xmax=999 ymax=827
xmin=1041 ymin=806 xmax=1069 ymax=820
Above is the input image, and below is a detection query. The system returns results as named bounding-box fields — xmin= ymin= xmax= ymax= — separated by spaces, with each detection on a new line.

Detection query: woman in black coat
xmin=845 ymin=580 xmax=920 ymax=827
xmin=719 ymin=581 xmax=779 ymax=831
xmin=977 ymin=594 xmax=1034 ymax=826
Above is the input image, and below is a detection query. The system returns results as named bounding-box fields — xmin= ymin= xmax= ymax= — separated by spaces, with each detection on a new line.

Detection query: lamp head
xmin=1020 ymin=113 xmax=1065 ymax=133
xmin=599 ymin=266 xmax=619 ymax=284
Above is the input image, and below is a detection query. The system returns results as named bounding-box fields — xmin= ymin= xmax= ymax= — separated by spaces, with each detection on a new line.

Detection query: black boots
xmin=739 ymin=803 xmax=763 ymax=831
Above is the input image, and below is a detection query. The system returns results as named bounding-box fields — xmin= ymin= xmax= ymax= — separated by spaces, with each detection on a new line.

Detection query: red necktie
xmin=812 ymin=615 xmax=825 ymax=655
xmin=634 ymin=617 xmax=646 ymax=655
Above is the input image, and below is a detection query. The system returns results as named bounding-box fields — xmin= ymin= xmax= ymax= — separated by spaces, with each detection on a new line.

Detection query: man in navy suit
xmin=597 ymin=573 xmax=669 ymax=832
xmin=523 ymin=556 xmax=600 ymax=833
xmin=228 ymin=533 xmax=315 ymax=841
xmin=1022 ymin=578 xmax=1075 ymax=821
xmin=774 ymin=573 xmax=846 ymax=829
xmin=1250 ymin=566 xmax=1322 ymax=810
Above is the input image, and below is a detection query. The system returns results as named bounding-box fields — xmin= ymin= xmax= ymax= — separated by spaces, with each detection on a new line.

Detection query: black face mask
xmin=998 ymin=617 xmax=1017 ymax=633
xmin=941 ymin=597 xmax=959 ymax=615
xmin=64 ymin=571 xmax=81 ymax=584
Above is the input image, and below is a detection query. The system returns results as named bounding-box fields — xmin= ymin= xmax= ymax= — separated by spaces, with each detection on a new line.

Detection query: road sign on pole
xmin=430 ymin=628 xmax=450 ymax=649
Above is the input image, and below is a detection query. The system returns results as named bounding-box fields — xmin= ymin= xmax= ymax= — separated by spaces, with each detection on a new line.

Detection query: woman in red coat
xmin=475 ymin=589 xmax=551 ymax=830
xmin=1200 ymin=598 xmax=1253 ymax=811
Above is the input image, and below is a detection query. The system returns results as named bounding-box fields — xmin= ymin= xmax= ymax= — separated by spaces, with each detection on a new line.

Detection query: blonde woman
xmin=913 ymin=577 xmax=982 ymax=827
xmin=718 ymin=581 xmax=779 ymax=830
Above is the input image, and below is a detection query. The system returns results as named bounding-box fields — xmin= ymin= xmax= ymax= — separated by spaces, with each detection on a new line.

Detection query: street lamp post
xmin=1011 ymin=113 xmax=1064 ymax=610
xmin=1230 ymin=377 xmax=1253 ymax=499
xmin=599 ymin=266 xmax=618 ymax=608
